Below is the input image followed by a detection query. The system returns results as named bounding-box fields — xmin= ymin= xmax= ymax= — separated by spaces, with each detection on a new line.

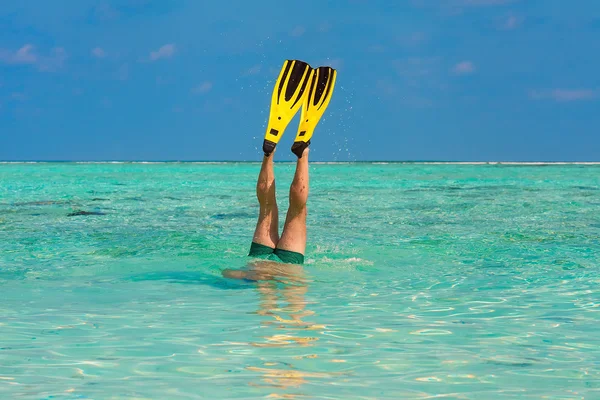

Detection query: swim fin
xmin=291 ymin=66 xmax=337 ymax=158
xmin=263 ymin=60 xmax=313 ymax=157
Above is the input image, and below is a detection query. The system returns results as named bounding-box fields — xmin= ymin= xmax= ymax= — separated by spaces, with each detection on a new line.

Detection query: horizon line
xmin=1 ymin=160 xmax=600 ymax=165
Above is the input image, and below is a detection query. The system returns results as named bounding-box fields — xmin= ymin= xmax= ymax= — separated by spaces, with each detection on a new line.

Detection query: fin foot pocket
xmin=263 ymin=140 xmax=277 ymax=157
xmin=291 ymin=140 xmax=310 ymax=158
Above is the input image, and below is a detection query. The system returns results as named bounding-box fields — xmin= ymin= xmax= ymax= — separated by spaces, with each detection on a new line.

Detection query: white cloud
xmin=529 ymin=89 xmax=598 ymax=102
xmin=92 ymin=47 xmax=106 ymax=58
xmin=0 ymin=44 xmax=67 ymax=71
xmin=192 ymin=81 xmax=213 ymax=94
xmin=499 ymin=14 xmax=524 ymax=30
xmin=0 ymin=44 xmax=37 ymax=64
xmin=453 ymin=61 xmax=475 ymax=75
xmin=150 ymin=44 xmax=176 ymax=61
xmin=290 ymin=26 xmax=306 ymax=37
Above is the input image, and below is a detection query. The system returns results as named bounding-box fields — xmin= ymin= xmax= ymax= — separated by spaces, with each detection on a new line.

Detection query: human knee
xmin=289 ymin=183 xmax=308 ymax=209
xmin=290 ymin=180 xmax=308 ymax=198
xmin=257 ymin=179 xmax=275 ymax=196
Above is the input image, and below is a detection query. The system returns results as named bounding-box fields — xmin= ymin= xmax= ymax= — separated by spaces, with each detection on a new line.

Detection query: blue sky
xmin=1 ymin=0 xmax=599 ymax=161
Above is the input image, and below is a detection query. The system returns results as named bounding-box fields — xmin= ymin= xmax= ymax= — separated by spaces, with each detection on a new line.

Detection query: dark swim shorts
xmin=248 ymin=242 xmax=305 ymax=265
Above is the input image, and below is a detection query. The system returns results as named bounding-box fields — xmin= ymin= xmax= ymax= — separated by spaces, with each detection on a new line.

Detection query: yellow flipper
xmin=291 ymin=66 xmax=337 ymax=158
xmin=263 ymin=60 xmax=313 ymax=156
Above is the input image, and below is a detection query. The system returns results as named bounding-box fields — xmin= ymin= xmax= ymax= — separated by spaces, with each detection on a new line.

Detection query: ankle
xmin=291 ymin=140 xmax=310 ymax=158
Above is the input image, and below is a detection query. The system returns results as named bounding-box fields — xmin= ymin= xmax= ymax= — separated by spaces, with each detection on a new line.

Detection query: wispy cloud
xmin=500 ymin=14 xmax=523 ymax=30
xmin=0 ymin=44 xmax=38 ymax=65
xmin=529 ymin=89 xmax=598 ymax=102
xmin=150 ymin=44 xmax=176 ymax=61
xmin=452 ymin=61 xmax=475 ymax=75
xmin=290 ymin=26 xmax=306 ymax=37
xmin=192 ymin=82 xmax=213 ymax=94
xmin=1 ymin=45 xmax=67 ymax=71
xmin=92 ymin=47 xmax=106 ymax=58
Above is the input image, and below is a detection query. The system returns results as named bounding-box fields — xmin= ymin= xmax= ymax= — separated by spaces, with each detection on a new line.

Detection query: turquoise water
xmin=1 ymin=162 xmax=599 ymax=399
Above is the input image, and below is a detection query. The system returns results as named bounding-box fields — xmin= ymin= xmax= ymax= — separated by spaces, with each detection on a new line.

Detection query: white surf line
xmin=1 ymin=161 xmax=599 ymax=165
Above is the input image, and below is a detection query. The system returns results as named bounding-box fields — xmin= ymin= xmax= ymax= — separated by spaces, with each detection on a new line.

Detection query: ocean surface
xmin=1 ymin=162 xmax=599 ymax=399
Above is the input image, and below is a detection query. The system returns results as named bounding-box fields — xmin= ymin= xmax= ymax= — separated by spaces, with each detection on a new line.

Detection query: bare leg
xmin=252 ymin=153 xmax=279 ymax=248
xmin=277 ymin=148 xmax=309 ymax=255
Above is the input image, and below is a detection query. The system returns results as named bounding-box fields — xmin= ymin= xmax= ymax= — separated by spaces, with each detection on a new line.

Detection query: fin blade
xmin=274 ymin=60 xmax=293 ymax=106
xmin=293 ymin=66 xmax=337 ymax=146
xmin=263 ymin=60 xmax=313 ymax=155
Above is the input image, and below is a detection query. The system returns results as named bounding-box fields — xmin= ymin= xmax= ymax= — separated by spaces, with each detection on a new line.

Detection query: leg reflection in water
xmin=222 ymin=262 xmax=342 ymax=393
xmin=223 ymin=260 xmax=322 ymax=330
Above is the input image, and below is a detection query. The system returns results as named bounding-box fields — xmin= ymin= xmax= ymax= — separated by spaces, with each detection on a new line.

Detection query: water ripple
xmin=1 ymin=164 xmax=599 ymax=398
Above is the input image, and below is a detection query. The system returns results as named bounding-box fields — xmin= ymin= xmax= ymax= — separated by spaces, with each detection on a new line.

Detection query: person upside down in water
xmin=223 ymin=59 xmax=337 ymax=280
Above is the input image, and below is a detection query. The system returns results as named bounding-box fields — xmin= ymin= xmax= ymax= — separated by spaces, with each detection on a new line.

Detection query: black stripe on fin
xmin=290 ymin=65 xmax=311 ymax=109
xmin=317 ymin=68 xmax=335 ymax=111
xmin=276 ymin=60 xmax=292 ymax=105
xmin=312 ymin=67 xmax=331 ymax=107
xmin=284 ymin=60 xmax=310 ymax=102
xmin=305 ymin=69 xmax=316 ymax=112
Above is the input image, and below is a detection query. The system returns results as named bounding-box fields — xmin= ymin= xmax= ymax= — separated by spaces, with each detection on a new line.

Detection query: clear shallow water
xmin=1 ymin=162 xmax=599 ymax=399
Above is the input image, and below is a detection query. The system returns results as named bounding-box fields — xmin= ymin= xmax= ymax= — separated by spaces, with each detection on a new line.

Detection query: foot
xmin=291 ymin=140 xmax=310 ymax=158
